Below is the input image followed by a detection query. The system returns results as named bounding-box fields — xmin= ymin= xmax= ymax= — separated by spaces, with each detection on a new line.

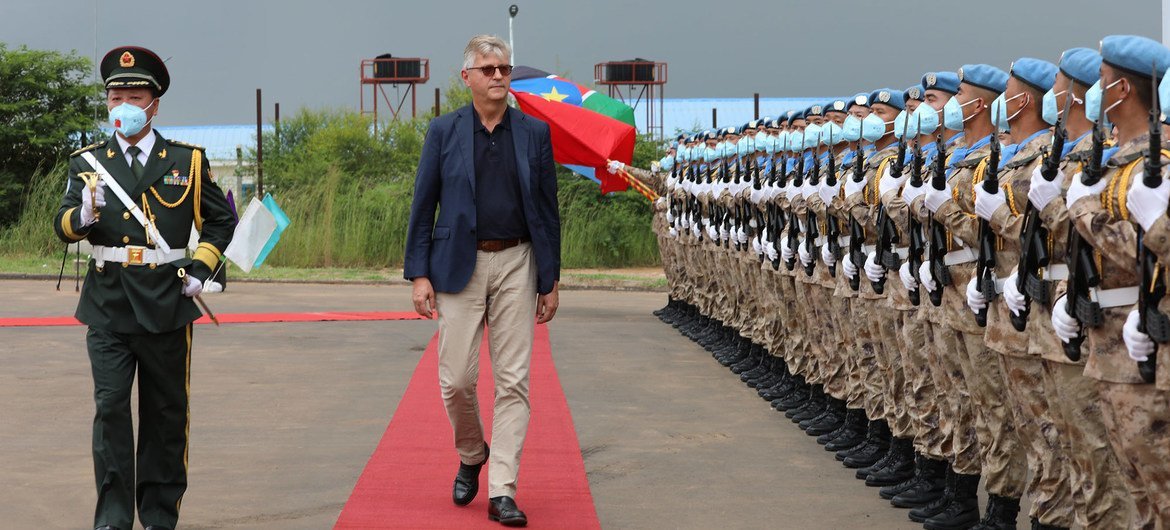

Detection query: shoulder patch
xmin=166 ymin=139 xmax=205 ymax=151
xmin=70 ymin=142 xmax=103 ymax=157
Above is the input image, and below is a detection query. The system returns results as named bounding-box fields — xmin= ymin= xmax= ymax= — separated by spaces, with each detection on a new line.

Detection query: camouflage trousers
xmin=952 ymin=327 xmax=1024 ymax=497
xmin=793 ymin=278 xmax=825 ymax=382
xmin=872 ymin=304 xmax=912 ymax=437
xmin=898 ymin=309 xmax=945 ymax=458
xmin=852 ymin=297 xmax=887 ymax=422
xmin=1044 ymin=361 xmax=1135 ymax=529
xmin=1098 ymin=381 xmax=1170 ymax=530
xmin=999 ymin=355 xmax=1074 ymax=527
xmin=821 ymin=289 xmax=853 ymax=401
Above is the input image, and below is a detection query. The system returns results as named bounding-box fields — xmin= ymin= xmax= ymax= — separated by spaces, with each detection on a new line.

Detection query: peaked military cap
xmin=958 ymin=64 xmax=1009 ymax=93
xmin=1009 ymin=57 xmax=1058 ymax=93
xmin=100 ymin=46 xmax=170 ymax=95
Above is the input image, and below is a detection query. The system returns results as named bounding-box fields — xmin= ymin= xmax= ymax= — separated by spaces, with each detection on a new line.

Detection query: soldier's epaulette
xmin=951 ymin=155 xmax=988 ymax=170
xmin=1064 ymin=149 xmax=1093 ymax=163
xmin=1002 ymin=151 xmax=1044 ymax=171
xmin=166 ymin=139 xmax=205 ymax=151
xmin=1109 ymin=150 xmax=1145 ymax=168
xmin=70 ymin=142 xmax=103 ymax=157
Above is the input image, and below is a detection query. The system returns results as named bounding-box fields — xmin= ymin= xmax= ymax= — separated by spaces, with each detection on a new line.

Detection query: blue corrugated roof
xmin=654 ymin=97 xmax=840 ymax=136
xmin=153 ymin=125 xmax=272 ymax=162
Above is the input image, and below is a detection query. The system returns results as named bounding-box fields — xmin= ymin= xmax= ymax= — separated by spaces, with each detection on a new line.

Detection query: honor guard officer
xmin=54 ymin=46 xmax=236 ymax=530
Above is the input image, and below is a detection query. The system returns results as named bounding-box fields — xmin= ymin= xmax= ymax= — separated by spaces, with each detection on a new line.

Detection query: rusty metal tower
xmin=360 ymin=55 xmax=430 ymax=129
xmin=595 ymin=59 xmax=667 ymax=142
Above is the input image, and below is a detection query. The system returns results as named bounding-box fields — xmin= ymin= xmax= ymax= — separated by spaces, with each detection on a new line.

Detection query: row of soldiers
xmin=640 ymin=35 xmax=1170 ymax=530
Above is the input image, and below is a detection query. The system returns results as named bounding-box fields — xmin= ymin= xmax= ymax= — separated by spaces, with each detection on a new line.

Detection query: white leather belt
xmin=1043 ymin=264 xmax=1069 ymax=281
xmin=839 ymin=236 xmax=851 ymax=247
xmin=814 ymin=236 xmax=827 ymax=246
xmin=91 ymin=245 xmax=185 ymax=267
xmin=1092 ymin=286 xmax=1139 ymax=308
xmin=862 ymin=244 xmax=876 ymax=254
xmin=943 ymin=247 xmax=978 ymax=265
xmin=995 ymin=277 xmax=1007 ymax=294
xmin=892 ymin=246 xmax=909 ymax=260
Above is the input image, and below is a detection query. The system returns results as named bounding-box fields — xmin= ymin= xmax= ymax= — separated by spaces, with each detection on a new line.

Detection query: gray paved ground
xmin=1 ymin=279 xmax=925 ymax=529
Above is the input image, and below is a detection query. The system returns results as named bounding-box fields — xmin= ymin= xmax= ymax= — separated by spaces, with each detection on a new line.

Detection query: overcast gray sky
xmin=1 ymin=0 xmax=1161 ymax=126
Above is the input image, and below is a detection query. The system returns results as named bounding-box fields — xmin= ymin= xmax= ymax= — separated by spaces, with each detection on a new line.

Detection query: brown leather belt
xmin=476 ymin=237 xmax=530 ymax=252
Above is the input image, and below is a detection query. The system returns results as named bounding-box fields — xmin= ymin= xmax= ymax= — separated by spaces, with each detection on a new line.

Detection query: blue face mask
xmin=942 ymin=95 xmax=980 ymax=131
xmin=755 ymin=131 xmax=769 ymax=152
xmin=861 ymin=113 xmax=889 ymax=142
xmin=108 ymin=100 xmax=157 ymax=138
xmin=821 ymin=122 xmax=843 ymax=146
xmin=661 ymin=155 xmax=674 ymax=171
xmin=787 ymin=130 xmax=804 ymax=152
xmin=914 ymin=104 xmax=941 ymax=136
xmin=991 ymin=94 xmax=1010 ymax=132
xmin=893 ymin=110 xmax=910 ymax=139
xmin=1042 ymin=89 xmax=1059 ymax=126
xmin=774 ymin=131 xmax=787 ymax=153
xmin=842 ymin=115 xmax=863 ymax=142
xmin=737 ymin=139 xmax=750 ymax=158
xmin=802 ymin=124 xmax=822 ymax=149
xmin=679 ymin=145 xmax=690 ymax=162
xmin=762 ymin=133 xmax=777 ymax=155
xmin=704 ymin=146 xmax=718 ymax=162
xmin=1085 ymin=79 xmax=1122 ymax=126
xmin=1160 ymin=72 xmax=1170 ymax=117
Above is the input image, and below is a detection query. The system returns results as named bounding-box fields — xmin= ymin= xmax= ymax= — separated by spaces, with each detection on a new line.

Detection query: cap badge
xmin=926 ymin=73 xmax=937 ymax=87
xmin=878 ymin=91 xmax=890 ymax=103
xmin=119 ymin=51 xmax=135 ymax=68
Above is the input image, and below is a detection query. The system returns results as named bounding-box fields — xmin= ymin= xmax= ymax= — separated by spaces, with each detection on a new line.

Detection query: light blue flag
xmin=254 ymin=194 xmax=290 ymax=268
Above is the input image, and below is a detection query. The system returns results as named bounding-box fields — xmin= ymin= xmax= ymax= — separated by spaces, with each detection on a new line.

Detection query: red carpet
xmin=334 ymin=325 xmax=600 ymax=529
xmin=0 ymin=311 xmax=423 ymax=327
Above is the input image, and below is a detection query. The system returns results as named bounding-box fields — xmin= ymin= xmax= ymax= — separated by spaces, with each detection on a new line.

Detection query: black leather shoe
xmin=453 ymin=443 xmax=489 ymax=506
xmin=144 ymin=527 xmax=173 ymax=530
xmin=488 ymin=496 xmax=528 ymax=527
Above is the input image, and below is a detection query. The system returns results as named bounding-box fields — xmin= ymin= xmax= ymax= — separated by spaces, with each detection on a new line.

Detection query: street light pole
xmin=508 ymin=5 xmax=518 ymax=64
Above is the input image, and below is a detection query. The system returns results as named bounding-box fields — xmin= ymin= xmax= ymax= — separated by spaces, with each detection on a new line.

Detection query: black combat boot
xmin=758 ymin=363 xmax=791 ymax=399
xmin=1027 ymin=517 xmax=1068 ymax=530
xmin=822 ymin=409 xmax=867 ymax=450
xmin=864 ymin=437 xmax=915 ymax=486
xmin=842 ymin=420 xmax=890 ymax=468
xmin=790 ymin=386 xmax=828 ymax=423
xmin=922 ymin=472 xmax=981 ymax=530
xmin=854 ymin=431 xmax=897 ymax=479
xmin=910 ymin=466 xmax=958 ymax=523
xmin=653 ymin=297 xmax=672 ymax=318
xmin=969 ymin=494 xmax=1020 ymax=530
xmin=730 ymin=343 xmax=762 ymax=374
xmin=880 ymin=453 xmax=927 ymax=500
xmin=773 ymin=377 xmax=808 ymax=411
xmin=804 ymin=398 xmax=846 ymax=436
xmin=889 ymin=456 xmax=946 ymax=508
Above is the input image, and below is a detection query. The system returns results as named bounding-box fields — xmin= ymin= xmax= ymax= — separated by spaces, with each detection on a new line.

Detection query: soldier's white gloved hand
xmin=1127 ymin=173 xmax=1170 ymax=232
xmin=1051 ymin=295 xmax=1078 ymax=343
xmin=843 ymin=253 xmax=859 ymax=280
xmin=766 ymin=240 xmax=779 ymax=261
xmin=1066 ymin=172 xmax=1108 ymax=210
xmin=719 ymin=225 xmax=730 ymax=241
xmin=974 ymin=185 xmax=1007 ymax=221
xmin=844 ymin=175 xmax=866 ymax=198
xmin=655 ymin=196 xmax=667 ymax=209
xmin=606 ymin=160 xmax=625 ymax=174
xmin=1002 ymin=271 xmax=1026 ymax=316
xmin=965 ymin=276 xmax=987 ymax=314
xmin=819 ymin=179 xmax=841 ymax=205
xmin=1123 ymin=309 xmax=1156 ymax=362
xmin=203 ymin=280 xmax=224 ymax=294
xmin=797 ymin=237 xmax=813 ymax=267
xmin=899 ymin=262 xmax=918 ymax=291
xmin=182 ymin=275 xmax=203 ymax=298
xmin=79 ymin=182 xmax=107 ymax=226
xmin=864 ymin=251 xmax=884 ymax=283
xmin=902 ymin=178 xmax=927 ymax=205
xmin=878 ymin=166 xmax=908 ymax=198
xmin=707 ymin=224 xmax=718 ymax=241
xmin=692 ymin=223 xmax=702 ymax=238
xmin=821 ymin=243 xmax=837 ymax=268
xmin=918 ymin=260 xmax=937 ymax=293
xmin=781 ymin=241 xmax=795 ymax=263
xmin=669 ymin=227 xmax=678 ymax=238
xmin=665 ymin=210 xmax=674 ymax=224
xmin=737 ymin=226 xmax=748 ymax=244
xmin=925 ymin=183 xmax=952 ymax=213
xmin=1028 ymin=165 xmax=1063 ymax=211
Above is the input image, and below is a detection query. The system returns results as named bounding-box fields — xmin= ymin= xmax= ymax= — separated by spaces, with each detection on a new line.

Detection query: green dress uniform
xmin=53 ymin=46 xmax=236 ymax=530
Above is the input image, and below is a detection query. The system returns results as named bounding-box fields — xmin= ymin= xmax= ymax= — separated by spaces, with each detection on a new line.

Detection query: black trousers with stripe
xmin=86 ymin=324 xmax=191 ymax=530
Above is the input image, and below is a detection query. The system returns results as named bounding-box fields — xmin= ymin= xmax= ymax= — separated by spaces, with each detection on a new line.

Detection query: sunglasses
xmin=469 ymin=64 xmax=513 ymax=77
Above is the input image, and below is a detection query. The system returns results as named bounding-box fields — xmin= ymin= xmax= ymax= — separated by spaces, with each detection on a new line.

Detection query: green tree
xmin=0 ymin=43 xmax=103 ymax=226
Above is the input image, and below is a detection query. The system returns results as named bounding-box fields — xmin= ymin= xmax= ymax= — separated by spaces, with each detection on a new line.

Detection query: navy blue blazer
xmin=403 ymin=104 xmax=561 ymax=295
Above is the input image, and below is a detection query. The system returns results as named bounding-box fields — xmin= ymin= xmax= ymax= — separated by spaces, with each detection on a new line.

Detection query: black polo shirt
xmin=473 ymin=107 xmax=530 ymax=240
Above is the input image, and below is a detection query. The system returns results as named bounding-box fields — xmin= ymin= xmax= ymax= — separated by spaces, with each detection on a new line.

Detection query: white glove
xmin=878 ymin=166 xmax=908 ymax=198
xmin=844 ymin=175 xmax=865 ymax=198
xmin=819 ymin=181 xmax=839 ymax=205
xmin=899 ymin=262 xmax=918 ymax=291
xmin=655 ymin=196 xmax=667 ymax=209
xmin=669 ymin=227 xmax=678 ymax=238
xmin=719 ymin=225 xmax=730 ymax=241
xmin=666 ymin=210 xmax=675 ymax=224
xmin=203 ymin=280 xmax=224 ymax=294
xmin=1028 ymin=166 xmax=1064 ymax=211
xmin=843 ymin=254 xmax=859 ymax=280
xmin=692 ymin=223 xmax=702 ymax=238
xmin=975 ymin=185 xmax=1007 ymax=221
xmin=79 ymin=181 xmax=107 ymax=226
xmin=864 ymin=251 xmax=885 ymax=283
xmin=1066 ymin=172 xmax=1108 ymax=209
xmin=707 ymin=224 xmax=718 ymax=241
xmin=182 ymin=274 xmax=203 ymax=298
xmin=797 ymin=237 xmax=813 ymax=267
xmin=1002 ymin=271 xmax=1026 ymax=316
xmin=1127 ymin=173 xmax=1170 ymax=232
xmin=606 ymin=160 xmax=625 ymax=174
xmin=1123 ymin=309 xmax=1156 ymax=362
xmin=902 ymin=179 xmax=926 ymax=205
xmin=965 ymin=276 xmax=988 ymax=314
xmin=1051 ymin=295 xmax=1078 ymax=343
xmin=921 ymin=183 xmax=950 ymax=212
xmin=821 ymin=242 xmax=837 ymax=267
xmin=918 ymin=260 xmax=937 ymax=293
xmin=766 ymin=241 xmax=779 ymax=261
xmin=781 ymin=241 xmax=795 ymax=263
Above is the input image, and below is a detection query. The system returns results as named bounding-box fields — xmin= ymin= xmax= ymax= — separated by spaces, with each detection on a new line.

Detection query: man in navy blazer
xmin=403 ymin=34 xmax=559 ymax=527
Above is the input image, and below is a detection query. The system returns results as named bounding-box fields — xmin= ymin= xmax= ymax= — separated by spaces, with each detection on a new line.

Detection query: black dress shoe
xmin=488 ymin=496 xmax=528 ymax=527
xmin=453 ymin=443 xmax=489 ymax=506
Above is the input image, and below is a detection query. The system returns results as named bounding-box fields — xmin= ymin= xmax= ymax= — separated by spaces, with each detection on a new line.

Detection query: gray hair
xmin=462 ymin=35 xmax=511 ymax=70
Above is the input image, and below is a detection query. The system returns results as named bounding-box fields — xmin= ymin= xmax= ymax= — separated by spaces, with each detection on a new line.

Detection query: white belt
xmin=839 ymin=236 xmax=851 ymax=247
xmin=814 ymin=236 xmax=827 ymax=246
xmin=1043 ymin=264 xmax=1069 ymax=281
xmin=892 ymin=246 xmax=909 ymax=260
xmin=862 ymin=244 xmax=875 ymax=254
xmin=995 ymin=277 xmax=1007 ymax=294
xmin=91 ymin=245 xmax=185 ymax=267
xmin=943 ymin=247 xmax=978 ymax=265
xmin=1091 ymin=286 xmax=1139 ymax=308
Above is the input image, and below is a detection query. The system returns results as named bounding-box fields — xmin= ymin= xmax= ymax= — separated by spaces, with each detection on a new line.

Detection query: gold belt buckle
xmin=126 ymin=245 xmax=146 ymax=265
